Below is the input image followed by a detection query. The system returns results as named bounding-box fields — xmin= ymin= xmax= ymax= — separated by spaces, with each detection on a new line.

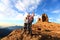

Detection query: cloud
xmin=0 ymin=0 xmax=41 ymax=26
xmin=43 ymin=9 xmax=48 ymax=12
xmin=52 ymin=0 xmax=58 ymax=2
xmin=50 ymin=18 xmax=60 ymax=24
xmin=56 ymin=19 xmax=60 ymax=21
xmin=52 ymin=10 xmax=60 ymax=14
xmin=49 ymin=17 xmax=60 ymax=24
xmin=51 ymin=9 xmax=60 ymax=23
xmin=55 ymin=18 xmax=60 ymax=23
xmin=15 ymin=0 xmax=41 ymax=12
xmin=49 ymin=17 xmax=54 ymax=22
xmin=49 ymin=18 xmax=52 ymax=20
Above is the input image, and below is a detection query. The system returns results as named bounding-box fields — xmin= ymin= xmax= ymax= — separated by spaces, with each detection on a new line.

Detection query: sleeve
xmin=24 ymin=17 xmax=26 ymax=23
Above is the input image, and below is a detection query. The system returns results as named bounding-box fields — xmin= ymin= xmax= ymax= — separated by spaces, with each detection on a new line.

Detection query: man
xmin=28 ymin=13 xmax=35 ymax=35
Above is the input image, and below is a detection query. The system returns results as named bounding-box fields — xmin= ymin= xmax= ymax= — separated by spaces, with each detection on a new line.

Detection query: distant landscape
xmin=0 ymin=26 xmax=23 ymax=38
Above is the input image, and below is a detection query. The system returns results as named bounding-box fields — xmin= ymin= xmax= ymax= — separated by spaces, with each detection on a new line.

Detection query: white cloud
xmin=56 ymin=18 xmax=60 ymax=22
xmin=49 ymin=17 xmax=54 ymax=22
xmin=0 ymin=0 xmax=41 ymax=26
xmin=49 ymin=17 xmax=60 ymax=24
xmin=51 ymin=9 xmax=60 ymax=23
xmin=52 ymin=10 xmax=60 ymax=14
xmin=49 ymin=18 xmax=53 ymax=20
xmin=53 ymin=18 xmax=60 ymax=24
xmin=15 ymin=0 xmax=41 ymax=12
xmin=0 ymin=0 xmax=41 ymax=19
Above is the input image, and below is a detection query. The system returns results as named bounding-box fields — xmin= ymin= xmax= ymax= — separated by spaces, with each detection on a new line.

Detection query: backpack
xmin=31 ymin=17 xmax=34 ymax=22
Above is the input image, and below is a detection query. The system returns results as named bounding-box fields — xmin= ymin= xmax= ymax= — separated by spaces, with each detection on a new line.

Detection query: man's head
xmin=32 ymin=12 xmax=35 ymax=17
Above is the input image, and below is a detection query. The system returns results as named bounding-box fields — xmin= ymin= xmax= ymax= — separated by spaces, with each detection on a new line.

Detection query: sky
xmin=0 ymin=0 xmax=60 ymax=27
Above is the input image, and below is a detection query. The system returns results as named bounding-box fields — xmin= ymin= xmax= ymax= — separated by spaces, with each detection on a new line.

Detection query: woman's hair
xmin=26 ymin=17 xmax=27 ymax=19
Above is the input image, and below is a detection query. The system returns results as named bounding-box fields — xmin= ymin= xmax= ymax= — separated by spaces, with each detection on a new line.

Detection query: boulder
xmin=42 ymin=13 xmax=48 ymax=22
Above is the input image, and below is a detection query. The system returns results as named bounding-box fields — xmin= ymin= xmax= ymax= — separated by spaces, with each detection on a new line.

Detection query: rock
xmin=1 ymin=29 xmax=24 ymax=40
xmin=37 ymin=18 xmax=42 ymax=23
xmin=1 ymin=22 xmax=60 ymax=40
xmin=1 ymin=29 xmax=41 ymax=40
xmin=42 ymin=13 xmax=48 ymax=22
xmin=32 ymin=24 xmax=41 ymax=34
xmin=38 ymin=18 xmax=41 ymax=22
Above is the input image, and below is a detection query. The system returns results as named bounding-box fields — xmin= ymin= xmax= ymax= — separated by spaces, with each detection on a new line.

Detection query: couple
xmin=24 ymin=13 xmax=35 ymax=35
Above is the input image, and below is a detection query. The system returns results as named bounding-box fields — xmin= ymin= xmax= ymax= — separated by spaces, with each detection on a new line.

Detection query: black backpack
xmin=31 ymin=17 xmax=34 ymax=22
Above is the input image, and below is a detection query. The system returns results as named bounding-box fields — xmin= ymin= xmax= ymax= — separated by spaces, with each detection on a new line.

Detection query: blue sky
xmin=0 ymin=0 xmax=60 ymax=27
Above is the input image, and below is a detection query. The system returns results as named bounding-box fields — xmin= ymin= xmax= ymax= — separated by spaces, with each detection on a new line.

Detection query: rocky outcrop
xmin=37 ymin=13 xmax=48 ymax=22
xmin=1 ymin=29 xmax=24 ymax=40
xmin=1 ymin=29 xmax=41 ymax=40
xmin=37 ymin=18 xmax=42 ymax=23
xmin=1 ymin=22 xmax=60 ymax=40
xmin=42 ymin=13 xmax=48 ymax=22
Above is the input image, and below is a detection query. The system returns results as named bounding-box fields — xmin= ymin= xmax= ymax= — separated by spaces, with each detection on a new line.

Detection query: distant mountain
xmin=0 ymin=25 xmax=23 ymax=38
xmin=0 ymin=28 xmax=11 ymax=38
xmin=7 ymin=25 xmax=23 ymax=30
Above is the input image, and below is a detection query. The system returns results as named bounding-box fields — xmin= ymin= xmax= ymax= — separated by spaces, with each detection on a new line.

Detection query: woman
xmin=24 ymin=17 xmax=28 ymax=31
xmin=24 ymin=13 xmax=30 ymax=31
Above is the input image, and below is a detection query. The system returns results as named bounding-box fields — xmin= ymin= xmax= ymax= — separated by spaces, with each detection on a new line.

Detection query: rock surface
xmin=1 ymin=13 xmax=60 ymax=40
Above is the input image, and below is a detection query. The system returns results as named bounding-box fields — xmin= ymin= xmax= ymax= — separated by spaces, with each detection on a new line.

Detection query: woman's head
xmin=26 ymin=17 xmax=27 ymax=19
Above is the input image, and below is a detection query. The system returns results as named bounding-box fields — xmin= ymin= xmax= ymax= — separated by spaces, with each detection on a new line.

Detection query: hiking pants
xmin=28 ymin=23 xmax=32 ymax=34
